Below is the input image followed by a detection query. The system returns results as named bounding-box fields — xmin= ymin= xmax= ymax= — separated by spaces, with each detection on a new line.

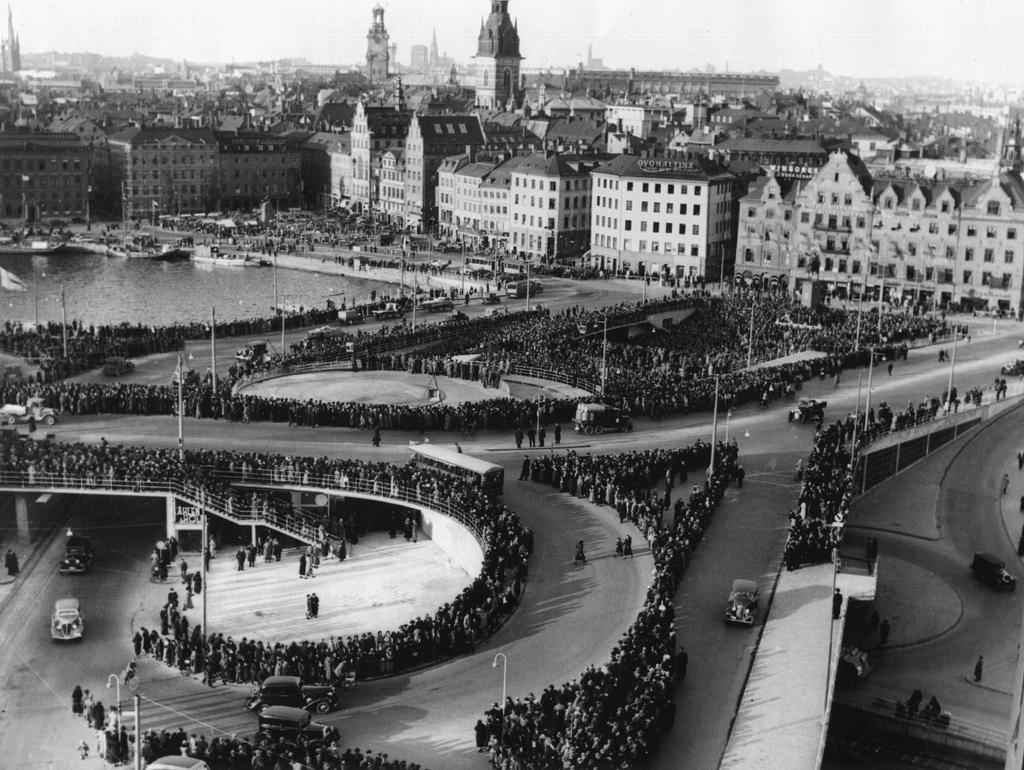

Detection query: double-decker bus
xmin=409 ymin=443 xmax=504 ymax=495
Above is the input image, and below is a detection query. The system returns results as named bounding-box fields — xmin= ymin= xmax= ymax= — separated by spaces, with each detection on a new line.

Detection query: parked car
xmin=59 ymin=535 xmax=94 ymax=574
xmin=789 ymin=397 xmax=827 ymax=424
xmin=971 ymin=552 xmax=1017 ymax=590
xmin=482 ymin=292 xmax=502 ymax=305
xmin=1001 ymin=359 xmax=1024 ymax=376
xmin=255 ymin=705 xmax=339 ymax=746
xmin=0 ymin=397 xmax=57 ymax=426
xmin=101 ymin=356 xmax=135 ymax=377
xmin=51 ymin=597 xmax=84 ymax=640
xmin=725 ymin=579 xmax=759 ymax=625
xmin=244 ymin=675 xmax=339 ymax=714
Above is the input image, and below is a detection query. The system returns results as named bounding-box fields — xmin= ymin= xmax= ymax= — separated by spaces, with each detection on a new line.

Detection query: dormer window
xmin=940 ymin=201 xmax=950 ymax=213
xmin=884 ymin=197 xmax=894 ymax=209
xmin=911 ymin=198 xmax=921 ymax=211
xmin=987 ymin=201 xmax=1001 ymax=216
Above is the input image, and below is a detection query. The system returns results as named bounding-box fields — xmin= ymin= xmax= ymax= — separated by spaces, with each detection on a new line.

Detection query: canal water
xmin=0 ymin=253 xmax=390 ymax=327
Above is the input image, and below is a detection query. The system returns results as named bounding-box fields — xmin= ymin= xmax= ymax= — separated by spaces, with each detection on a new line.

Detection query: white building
xmin=589 ymin=154 xmax=735 ymax=283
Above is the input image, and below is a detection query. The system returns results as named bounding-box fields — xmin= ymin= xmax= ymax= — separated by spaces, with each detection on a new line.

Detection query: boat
xmin=0 ymin=237 xmax=62 ymax=256
xmin=191 ymin=244 xmax=252 ymax=267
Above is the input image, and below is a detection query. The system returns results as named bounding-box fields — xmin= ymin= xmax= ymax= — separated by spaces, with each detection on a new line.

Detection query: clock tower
xmin=365 ymin=5 xmax=390 ymax=85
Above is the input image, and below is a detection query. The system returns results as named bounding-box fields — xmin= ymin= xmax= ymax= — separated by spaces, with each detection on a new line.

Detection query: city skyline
xmin=8 ymin=0 xmax=1024 ymax=86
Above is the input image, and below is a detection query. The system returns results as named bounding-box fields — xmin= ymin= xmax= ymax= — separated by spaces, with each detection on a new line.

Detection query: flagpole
xmin=210 ymin=307 xmax=217 ymax=393
xmin=33 ymin=265 xmax=38 ymax=329
xmin=177 ymin=354 xmax=185 ymax=462
xmin=60 ymin=284 xmax=67 ymax=359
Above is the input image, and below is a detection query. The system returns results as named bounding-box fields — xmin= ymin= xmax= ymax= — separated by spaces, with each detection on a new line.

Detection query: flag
xmin=152 ymin=200 xmax=159 ymax=209
xmin=0 ymin=267 xmax=28 ymax=292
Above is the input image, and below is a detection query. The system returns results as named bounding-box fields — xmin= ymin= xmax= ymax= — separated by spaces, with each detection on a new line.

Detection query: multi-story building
xmin=301 ymin=132 xmax=352 ymax=209
xmin=378 ymin=149 xmax=406 ymax=225
xmin=215 ymin=130 xmax=302 ymax=211
xmin=474 ymin=0 xmax=522 ymax=110
xmin=366 ymin=5 xmax=390 ymax=84
xmin=0 ymin=131 xmax=90 ymax=223
xmin=509 ymin=152 xmax=597 ymax=262
xmin=736 ymin=150 xmax=1024 ymax=314
xmin=404 ymin=113 xmax=486 ymax=232
xmin=588 ymin=154 xmax=736 ymax=282
xmin=100 ymin=127 xmax=218 ymax=217
xmin=349 ymin=101 xmax=413 ymax=216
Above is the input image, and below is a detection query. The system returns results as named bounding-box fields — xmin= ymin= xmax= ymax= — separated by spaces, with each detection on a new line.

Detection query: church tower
xmin=474 ymin=0 xmax=522 ymax=111
xmin=429 ymin=29 xmax=439 ymax=69
xmin=1 ymin=4 xmax=21 ymax=73
xmin=365 ymin=4 xmax=390 ymax=85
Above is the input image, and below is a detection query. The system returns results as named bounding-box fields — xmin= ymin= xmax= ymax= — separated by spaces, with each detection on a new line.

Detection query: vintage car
xmin=51 ymin=597 xmax=84 ymax=640
xmin=244 ymin=675 xmax=339 ymax=714
xmin=971 ymin=552 xmax=1017 ymax=590
xmin=255 ymin=705 xmax=339 ymax=746
xmin=1001 ymin=359 xmax=1024 ymax=376
xmin=0 ymin=397 xmax=57 ymax=426
xmin=59 ymin=535 xmax=94 ymax=574
xmin=147 ymin=758 xmax=211 ymax=770
xmin=482 ymin=292 xmax=502 ymax=305
xmin=101 ymin=356 xmax=135 ymax=377
xmin=725 ymin=579 xmax=759 ymax=625
xmin=788 ymin=397 xmax=827 ymax=424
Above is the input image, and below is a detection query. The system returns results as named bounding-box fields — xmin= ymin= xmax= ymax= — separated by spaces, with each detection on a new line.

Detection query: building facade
xmin=474 ymin=0 xmax=522 ymax=110
xmin=101 ymin=127 xmax=218 ymax=218
xmin=404 ymin=113 xmax=486 ymax=232
xmin=1 ymin=6 xmax=20 ymax=74
xmin=736 ymin=150 xmax=1024 ymax=314
xmin=215 ymin=131 xmax=302 ymax=212
xmin=0 ymin=132 xmax=90 ymax=222
xmin=300 ymin=131 xmax=352 ymax=210
xmin=349 ymin=101 xmax=413 ymax=215
xmin=366 ymin=5 xmax=390 ymax=84
xmin=378 ymin=149 xmax=406 ymax=225
xmin=509 ymin=152 xmax=596 ymax=262
xmin=589 ymin=154 xmax=736 ymax=282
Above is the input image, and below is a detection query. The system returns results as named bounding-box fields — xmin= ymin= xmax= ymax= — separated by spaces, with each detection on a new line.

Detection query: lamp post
xmin=600 ymin=314 xmax=608 ymax=397
xmin=492 ymin=652 xmax=508 ymax=716
xmin=946 ymin=327 xmax=959 ymax=409
xmin=709 ymin=374 xmax=721 ymax=477
xmin=525 ymin=261 xmax=532 ymax=312
xmin=209 ymin=307 xmax=217 ymax=393
xmin=176 ymin=353 xmax=185 ymax=461
xmin=106 ymin=673 xmax=121 ymax=714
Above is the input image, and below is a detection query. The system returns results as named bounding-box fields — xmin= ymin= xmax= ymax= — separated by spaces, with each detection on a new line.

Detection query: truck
xmin=337 ymin=309 xmax=363 ymax=325
xmin=0 ymin=397 xmax=58 ymax=426
xmin=372 ymin=303 xmax=404 ymax=320
xmin=573 ymin=403 xmax=633 ymax=435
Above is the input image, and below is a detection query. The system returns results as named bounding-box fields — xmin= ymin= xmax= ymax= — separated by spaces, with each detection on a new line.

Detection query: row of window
xmin=2 ymin=203 xmax=84 ymax=216
xmin=511 ymin=194 xmax=588 ymax=210
xmin=511 ymin=214 xmax=586 ymax=230
xmin=594 ymin=232 xmax=702 ymax=257
xmin=513 ymin=177 xmax=590 ymax=191
xmin=595 ymin=177 xmax=704 ymax=197
xmin=1 ymin=158 xmax=84 ymax=172
xmin=1 ymin=175 xmax=83 ymax=188
xmin=622 ymin=220 xmax=701 ymax=236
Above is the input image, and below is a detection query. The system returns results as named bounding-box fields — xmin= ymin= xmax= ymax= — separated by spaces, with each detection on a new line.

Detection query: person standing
xmin=305 ymin=594 xmax=313 ymax=620
xmin=72 ymin=685 xmax=84 ymax=717
xmin=736 ymin=465 xmax=745 ymax=488
xmin=553 ymin=423 xmax=561 ymax=446
xmin=879 ymin=618 xmax=891 ymax=646
xmin=514 ymin=428 xmax=524 ymax=449
xmin=832 ymin=589 xmax=843 ymax=619
xmin=5 ymin=549 xmax=19 ymax=577
xmin=527 ymin=426 xmax=536 ymax=447
xmin=310 ymin=592 xmax=319 ymax=618
xmin=1002 ymin=473 xmax=1010 ymax=496
xmin=974 ymin=655 xmax=984 ymax=682
xmin=372 ymin=427 xmax=381 ymax=447
xmin=538 ymin=426 xmax=546 ymax=447
xmin=235 ymin=548 xmax=245 ymax=571
xmin=299 ymin=551 xmax=307 ymax=579
xmin=247 ymin=543 xmax=256 ymax=568
xmin=519 ymin=455 xmax=530 ymax=481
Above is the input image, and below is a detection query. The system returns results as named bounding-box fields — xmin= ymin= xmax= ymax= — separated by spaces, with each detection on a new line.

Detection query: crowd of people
xmin=477 ymin=440 xmax=737 ymax=768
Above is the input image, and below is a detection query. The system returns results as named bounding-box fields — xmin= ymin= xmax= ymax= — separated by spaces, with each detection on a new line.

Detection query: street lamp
xmin=106 ymin=672 xmax=120 ymax=714
xmin=492 ymin=652 xmax=508 ymax=716
xmin=709 ymin=374 xmax=721 ymax=476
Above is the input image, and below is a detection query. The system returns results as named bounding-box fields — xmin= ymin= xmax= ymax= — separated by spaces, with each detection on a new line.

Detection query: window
xmin=907 ymin=243 xmax=917 ymax=256
xmin=692 ymin=225 xmax=700 ymax=235
xmin=626 ymin=200 xmax=633 ymax=211
xmin=1006 ymin=250 xmax=1015 ymax=264
xmin=639 ymin=240 xmax=647 ymax=252
xmin=652 ymin=222 xmax=660 ymax=233
xmin=800 ymin=212 xmax=810 ymax=224
xmin=963 ymin=270 xmax=972 ymax=284
xmin=694 ymin=186 xmax=701 ymax=195
xmin=667 ymin=203 xmax=674 ymax=214
xmin=784 ymin=210 xmax=792 ymax=221
xmin=945 ymin=246 xmax=955 ymax=259
xmin=965 ymin=248 xmax=974 ymax=261
xmin=814 ymin=213 xmax=824 ymax=226
xmin=911 ymin=198 xmax=921 ymax=211
xmin=641 ymin=201 xmax=649 ymax=212
xmin=640 ymin=221 xmax=648 ymax=232
xmin=984 ymin=249 xmax=994 ymax=262
xmin=642 ymin=183 xmax=649 ymax=193
xmin=948 ymin=224 xmax=957 ymax=236
xmin=967 ymin=226 xmax=977 ymax=237
xmin=1010 ymin=228 xmax=1018 ymax=240
xmin=691 ymin=245 xmax=699 ymax=256
xmin=988 ymin=201 xmax=1001 ymax=216
xmin=654 ymin=184 xmax=661 ymax=193
xmin=940 ymin=201 xmax=950 ymax=213
xmin=927 ymin=223 xmax=938 ymax=234
xmin=680 ymin=204 xmax=687 ymax=215
xmin=679 ymin=185 xmax=687 ymax=195
xmin=679 ymin=224 xmax=686 ymax=235
xmin=817 ymin=193 xmax=825 ymax=204
xmin=653 ymin=202 xmax=661 ymax=213
xmin=982 ymin=272 xmax=992 ymax=286
xmin=665 ymin=223 xmax=673 ymax=234
xmin=693 ymin=205 xmax=701 ymax=216
xmin=624 ymin=220 xmax=632 ymax=231
xmin=884 ymin=197 xmax=894 ymax=209
xmin=626 ymin=182 xmax=634 ymax=191
xmin=855 ymin=216 xmax=865 ymax=229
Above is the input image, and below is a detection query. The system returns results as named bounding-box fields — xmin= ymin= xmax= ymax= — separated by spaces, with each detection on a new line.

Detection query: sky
xmin=9 ymin=0 xmax=1024 ymax=84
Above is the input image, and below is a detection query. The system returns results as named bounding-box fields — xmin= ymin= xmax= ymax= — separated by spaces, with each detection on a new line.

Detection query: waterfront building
xmin=301 ymin=131 xmax=352 ymax=209
xmin=0 ymin=131 xmax=90 ymax=222
xmin=588 ymin=154 xmax=736 ymax=283
xmin=349 ymin=101 xmax=413 ymax=215
xmin=404 ymin=113 xmax=486 ymax=232
xmin=379 ymin=148 xmax=406 ymax=225
xmin=100 ymin=127 xmax=218 ymax=218
xmin=366 ymin=5 xmax=390 ymax=84
xmin=509 ymin=152 xmax=597 ymax=262
xmin=215 ymin=130 xmax=302 ymax=212
xmin=438 ymin=153 xmax=524 ymax=250
xmin=474 ymin=0 xmax=522 ymax=110
xmin=736 ymin=150 xmax=1024 ymax=314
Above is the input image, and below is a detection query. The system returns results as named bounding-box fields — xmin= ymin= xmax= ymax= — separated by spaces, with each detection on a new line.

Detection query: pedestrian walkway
xmin=146 ymin=532 xmax=476 ymax=645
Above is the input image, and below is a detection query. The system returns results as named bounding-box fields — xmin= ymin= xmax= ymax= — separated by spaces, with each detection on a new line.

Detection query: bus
xmin=505 ymin=279 xmax=543 ymax=298
xmin=409 ymin=443 xmax=504 ymax=495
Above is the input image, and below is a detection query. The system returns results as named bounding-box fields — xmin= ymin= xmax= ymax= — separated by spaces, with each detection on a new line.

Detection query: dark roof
xmin=315 ymin=102 xmax=355 ymax=130
xmin=594 ymin=153 xmax=732 ymax=182
xmin=415 ymin=114 xmax=485 ymax=150
xmin=107 ymin=126 xmax=217 ymax=145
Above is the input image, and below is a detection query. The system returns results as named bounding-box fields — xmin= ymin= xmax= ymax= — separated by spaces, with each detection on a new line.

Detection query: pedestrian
xmin=235 ymin=548 xmax=245 ymax=571
xmin=519 ymin=455 xmax=530 ymax=481
xmin=514 ymin=428 xmax=524 ymax=449
xmin=179 ymin=558 xmax=188 ymax=584
xmin=72 ymin=684 xmax=84 ymax=716
xmin=475 ymin=719 xmax=489 ymax=752
xmin=736 ymin=464 xmax=745 ymax=488
xmin=614 ymin=537 xmax=623 ymax=557
xmin=974 ymin=655 xmax=984 ymax=682
xmin=887 ymin=362 xmax=894 ymax=376
xmin=879 ymin=618 xmax=891 ymax=645
xmin=306 ymin=594 xmax=312 ymax=619
xmin=247 ymin=543 xmax=256 ymax=568
xmin=5 ymin=548 xmax=19 ymax=577
xmin=310 ymin=592 xmax=319 ymax=618
xmin=623 ymin=535 xmax=633 ymax=557
xmin=832 ymin=588 xmax=843 ymax=619
xmin=527 ymin=426 xmax=536 ymax=447
xmin=184 ymin=587 xmax=194 ymax=611
xmin=299 ymin=551 xmax=307 ymax=579
xmin=538 ymin=426 xmax=546 ymax=447
xmin=27 ymin=413 xmax=35 ymax=434
xmin=192 ymin=571 xmax=202 ymax=595
xmin=1002 ymin=473 xmax=1010 ymax=496
xmin=553 ymin=423 xmax=561 ymax=445
xmin=794 ymin=459 xmax=804 ymax=482
xmin=372 ymin=427 xmax=381 ymax=447
xmin=1018 ymin=450 xmax=1023 ymax=471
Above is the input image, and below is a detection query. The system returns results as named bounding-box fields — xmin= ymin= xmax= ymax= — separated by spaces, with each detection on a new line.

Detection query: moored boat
xmin=191 ymin=245 xmax=252 ymax=266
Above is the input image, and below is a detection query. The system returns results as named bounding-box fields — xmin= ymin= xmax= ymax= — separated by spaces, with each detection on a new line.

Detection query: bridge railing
xmin=0 ymin=469 xmax=485 ymax=544
xmin=503 ymin=364 xmax=599 ymax=395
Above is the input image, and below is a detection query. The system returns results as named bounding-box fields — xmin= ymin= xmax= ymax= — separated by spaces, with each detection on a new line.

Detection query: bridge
xmin=0 ymin=468 xmax=485 ymax=577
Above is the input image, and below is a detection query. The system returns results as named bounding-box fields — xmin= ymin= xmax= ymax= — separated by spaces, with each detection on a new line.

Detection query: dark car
xmin=971 ymin=552 xmax=1017 ymax=590
xmin=725 ymin=579 xmax=759 ymax=625
xmin=1001 ymin=360 xmax=1024 ymax=376
xmin=101 ymin=357 xmax=135 ymax=377
xmin=789 ymin=397 xmax=827 ymax=424
xmin=59 ymin=535 xmax=94 ymax=574
xmin=244 ymin=675 xmax=339 ymax=714
xmin=255 ymin=705 xmax=339 ymax=746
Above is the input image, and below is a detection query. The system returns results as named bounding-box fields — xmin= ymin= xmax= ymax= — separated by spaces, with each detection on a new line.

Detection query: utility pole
xmin=709 ymin=374 xmax=720 ymax=477
xmin=746 ymin=301 xmax=755 ymax=369
xmin=176 ymin=353 xmax=185 ymax=461
xmin=60 ymin=284 xmax=67 ymax=359
xmin=210 ymin=307 xmax=217 ymax=393
xmin=133 ymin=693 xmax=141 ymax=770
xmin=601 ymin=314 xmax=608 ymax=396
